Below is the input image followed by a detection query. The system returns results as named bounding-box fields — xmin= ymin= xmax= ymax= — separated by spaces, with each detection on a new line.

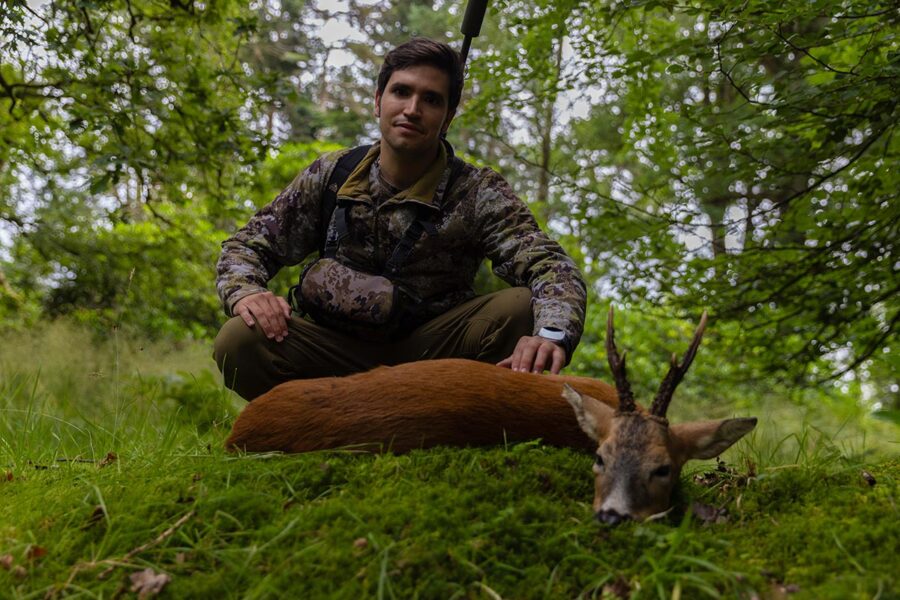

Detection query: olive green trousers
xmin=213 ymin=287 xmax=533 ymax=401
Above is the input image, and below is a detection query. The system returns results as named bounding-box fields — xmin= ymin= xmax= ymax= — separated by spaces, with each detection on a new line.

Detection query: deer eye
xmin=652 ymin=465 xmax=672 ymax=478
xmin=594 ymin=453 xmax=605 ymax=468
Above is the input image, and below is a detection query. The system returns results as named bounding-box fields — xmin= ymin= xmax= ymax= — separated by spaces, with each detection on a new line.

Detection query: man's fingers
xmin=236 ymin=305 xmax=256 ymax=327
xmin=268 ymin=297 xmax=289 ymax=338
xmin=516 ymin=343 xmax=537 ymax=373
xmin=500 ymin=340 xmax=565 ymax=374
xmin=549 ymin=346 xmax=565 ymax=375
xmin=253 ymin=309 xmax=275 ymax=338
xmin=533 ymin=342 xmax=566 ymax=374
xmin=505 ymin=336 xmax=568 ymax=374
xmin=233 ymin=292 xmax=290 ymax=341
xmin=260 ymin=299 xmax=288 ymax=341
xmin=277 ymin=296 xmax=292 ymax=319
xmin=235 ymin=297 xmax=285 ymax=341
xmin=532 ymin=344 xmax=551 ymax=373
xmin=234 ymin=295 xmax=261 ymax=328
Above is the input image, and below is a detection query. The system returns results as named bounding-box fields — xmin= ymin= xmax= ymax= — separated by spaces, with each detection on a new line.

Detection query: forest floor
xmin=1 ymin=324 xmax=897 ymax=599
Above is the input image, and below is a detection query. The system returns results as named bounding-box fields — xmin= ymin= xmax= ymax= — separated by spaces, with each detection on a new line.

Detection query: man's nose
xmin=402 ymin=96 xmax=422 ymax=117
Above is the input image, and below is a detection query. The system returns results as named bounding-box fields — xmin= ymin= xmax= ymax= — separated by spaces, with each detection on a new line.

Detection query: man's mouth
xmin=394 ymin=122 xmax=422 ymax=133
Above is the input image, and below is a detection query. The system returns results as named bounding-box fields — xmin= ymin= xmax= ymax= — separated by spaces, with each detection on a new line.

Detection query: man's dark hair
xmin=377 ymin=37 xmax=464 ymax=114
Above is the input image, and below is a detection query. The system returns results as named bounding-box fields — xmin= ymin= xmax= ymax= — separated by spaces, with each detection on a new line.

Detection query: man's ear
xmin=670 ymin=417 xmax=757 ymax=460
xmin=562 ymin=384 xmax=615 ymax=442
xmin=441 ymin=110 xmax=456 ymax=135
xmin=374 ymin=90 xmax=381 ymax=117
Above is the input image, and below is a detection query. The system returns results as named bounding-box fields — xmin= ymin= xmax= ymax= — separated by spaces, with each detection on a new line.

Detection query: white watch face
xmin=538 ymin=327 xmax=565 ymax=341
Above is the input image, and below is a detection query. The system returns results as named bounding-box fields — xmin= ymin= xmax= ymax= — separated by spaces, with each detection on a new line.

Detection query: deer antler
xmin=650 ymin=311 xmax=708 ymax=418
xmin=606 ymin=306 xmax=636 ymax=413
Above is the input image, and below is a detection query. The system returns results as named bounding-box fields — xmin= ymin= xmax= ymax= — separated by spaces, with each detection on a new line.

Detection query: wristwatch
xmin=537 ymin=326 xmax=572 ymax=364
xmin=537 ymin=327 xmax=566 ymax=343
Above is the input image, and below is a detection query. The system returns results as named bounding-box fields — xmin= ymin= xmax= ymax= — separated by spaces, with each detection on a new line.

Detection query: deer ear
xmin=562 ymin=384 xmax=615 ymax=441
xmin=671 ymin=417 xmax=757 ymax=460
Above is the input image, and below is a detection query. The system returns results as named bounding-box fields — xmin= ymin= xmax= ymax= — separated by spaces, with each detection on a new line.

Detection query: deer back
xmin=226 ymin=358 xmax=618 ymax=454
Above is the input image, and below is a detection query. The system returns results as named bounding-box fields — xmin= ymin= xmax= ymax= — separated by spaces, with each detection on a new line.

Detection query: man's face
xmin=375 ymin=64 xmax=455 ymax=158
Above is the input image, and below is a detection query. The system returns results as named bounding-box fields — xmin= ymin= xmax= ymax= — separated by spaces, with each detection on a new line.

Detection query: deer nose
xmin=596 ymin=509 xmax=631 ymax=526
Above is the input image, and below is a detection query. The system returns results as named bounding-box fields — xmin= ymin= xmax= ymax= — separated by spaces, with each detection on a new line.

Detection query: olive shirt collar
xmin=336 ymin=140 xmax=450 ymax=209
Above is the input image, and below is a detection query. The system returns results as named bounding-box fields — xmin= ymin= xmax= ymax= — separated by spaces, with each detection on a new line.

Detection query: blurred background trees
xmin=1 ymin=0 xmax=897 ymax=410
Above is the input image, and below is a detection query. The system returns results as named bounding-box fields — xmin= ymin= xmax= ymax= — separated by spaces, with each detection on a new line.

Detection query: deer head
xmin=563 ymin=308 xmax=757 ymax=525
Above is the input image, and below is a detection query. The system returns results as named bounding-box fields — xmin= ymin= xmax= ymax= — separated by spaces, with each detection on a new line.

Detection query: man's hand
xmin=497 ymin=335 xmax=566 ymax=375
xmin=234 ymin=291 xmax=292 ymax=342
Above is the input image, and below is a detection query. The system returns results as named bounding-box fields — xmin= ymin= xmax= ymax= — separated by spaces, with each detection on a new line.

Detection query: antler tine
xmin=606 ymin=306 xmax=636 ymax=412
xmin=650 ymin=311 xmax=708 ymax=418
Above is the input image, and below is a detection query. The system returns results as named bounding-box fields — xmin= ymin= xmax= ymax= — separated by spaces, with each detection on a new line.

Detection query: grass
xmin=1 ymin=322 xmax=898 ymax=599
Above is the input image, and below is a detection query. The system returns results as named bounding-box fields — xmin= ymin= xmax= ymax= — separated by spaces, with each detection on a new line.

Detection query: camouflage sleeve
xmin=474 ymin=169 xmax=588 ymax=357
xmin=216 ymin=150 xmax=347 ymax=316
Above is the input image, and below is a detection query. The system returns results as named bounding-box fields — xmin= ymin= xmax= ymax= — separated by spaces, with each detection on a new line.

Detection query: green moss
xmin=2 ymin=445 xmax=897 ymax=599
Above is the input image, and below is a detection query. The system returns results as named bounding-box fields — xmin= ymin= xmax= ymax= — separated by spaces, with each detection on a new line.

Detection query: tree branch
xmin=771 ymin=24 xmax=855 ymax=76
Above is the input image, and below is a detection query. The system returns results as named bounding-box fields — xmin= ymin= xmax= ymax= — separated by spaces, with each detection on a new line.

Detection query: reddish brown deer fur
xmin=226 ymin=359 xmax=613 ymax=454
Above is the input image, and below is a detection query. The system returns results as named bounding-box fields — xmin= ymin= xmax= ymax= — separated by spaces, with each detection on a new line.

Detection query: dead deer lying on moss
xmin=226 ymin=308 xmax=756 ymax=523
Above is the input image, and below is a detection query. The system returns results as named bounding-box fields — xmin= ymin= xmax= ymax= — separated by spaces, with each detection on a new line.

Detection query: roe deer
xmin=226 ymin=308 xmax=756 ymax=523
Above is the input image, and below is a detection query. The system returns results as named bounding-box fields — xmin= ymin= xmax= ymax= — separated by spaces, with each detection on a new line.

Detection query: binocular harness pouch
xmin=290 ymin=145 xmax=459 ymax=341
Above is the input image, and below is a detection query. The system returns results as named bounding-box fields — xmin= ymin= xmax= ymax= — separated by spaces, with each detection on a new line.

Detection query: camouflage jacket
xmin=216 ymin=141 xmax=587 ymax=352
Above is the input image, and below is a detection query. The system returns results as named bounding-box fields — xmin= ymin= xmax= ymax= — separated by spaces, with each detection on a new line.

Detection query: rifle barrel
xmin=460 ymin=0 xmax=489 ymax=37
xmin=459 ymin=0 xmax=489 ymax=68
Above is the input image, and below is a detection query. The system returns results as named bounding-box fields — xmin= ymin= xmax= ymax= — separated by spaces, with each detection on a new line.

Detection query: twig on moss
xmin=97 ymin=510 xmax=195 ymax=579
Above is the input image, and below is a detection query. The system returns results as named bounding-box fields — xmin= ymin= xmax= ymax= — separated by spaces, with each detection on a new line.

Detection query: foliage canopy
xmin=0 ymin=0 xmax=897 ymax=406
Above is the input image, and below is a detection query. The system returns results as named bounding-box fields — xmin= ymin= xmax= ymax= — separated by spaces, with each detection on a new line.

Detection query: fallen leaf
xmin=861 ymin=470 xmax=877 ymax=487
xmin=98 ymin=452 xmax=117 ymax=468
xmin=0 ymin=554 xmax=13 ymax=570
xmin=745 ymin=458 xmax=757 ymax=478
xmin=602 ymin=576 xmax=630 ymax=599
xmin=11 ymin=565 xmax=26 ymax=579
xmin=26 ymin=545 xmax=47 ymax=561
xmin=761 ymin=569 xmax=802 ymax=598
xmin=537 ymin=470 xmax=554 ymax=492
xmin=353 ymin=537 xmax=369 ymax=550
xmin=768 ymin=582 xmax=801 ymax=598
xmin=691 ymin=501 xmax=729 ymax=525
xmin=693 ymin=458 xmax=755 ymax=492
xmin=82 ymin=505 xmax=106 ymax=529
xmin=692 ymin=472 xmax=718 ymax=487
xmin=175 ymin=552 xmax=187 ymax=565
xmin=4 ymin=471 xmax=12 ymax=482
xmin=129 ymin=568 xmax=171 ymax=599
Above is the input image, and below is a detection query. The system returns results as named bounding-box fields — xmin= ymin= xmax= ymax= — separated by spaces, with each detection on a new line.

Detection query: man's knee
xmin=494 ymin=286 xmax=533 ymax=331
xmin=473 ymin=287 xmax=534 ymax=361
xmin=213 ymin=316 xmax=379 ymax=399
xmin=213 ymin=317 xmax=273 ymax=397
xmin=214 ymin=317 xmax=260 ymax=370
xmin=477 ymin=287 xmax=532 ymax=337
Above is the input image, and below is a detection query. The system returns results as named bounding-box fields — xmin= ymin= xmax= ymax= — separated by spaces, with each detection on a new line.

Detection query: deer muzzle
xmin=595 ymin=508 xmax=631 ymax=526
